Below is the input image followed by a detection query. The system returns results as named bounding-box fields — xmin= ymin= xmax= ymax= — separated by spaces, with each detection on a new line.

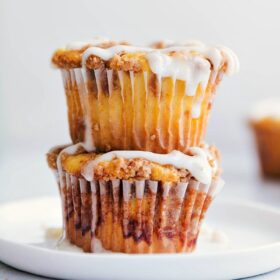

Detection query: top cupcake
xmin=52 ymin=38 xmax=239 ymax=153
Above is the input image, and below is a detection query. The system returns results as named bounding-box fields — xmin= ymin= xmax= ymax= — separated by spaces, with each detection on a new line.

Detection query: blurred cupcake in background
xmin=250 ymin=98 xmax=280 ymax=178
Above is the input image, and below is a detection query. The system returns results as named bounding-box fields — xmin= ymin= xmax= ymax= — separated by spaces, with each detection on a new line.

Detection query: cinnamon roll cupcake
xmin=47 ymin=144 xmax=223 ymax=253
xmin=52 ymin=39 xmax=239 ymax=153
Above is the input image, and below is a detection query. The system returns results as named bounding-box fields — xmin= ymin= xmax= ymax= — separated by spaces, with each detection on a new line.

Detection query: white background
xmin=1 ymin=1 xmax=280 ymax=279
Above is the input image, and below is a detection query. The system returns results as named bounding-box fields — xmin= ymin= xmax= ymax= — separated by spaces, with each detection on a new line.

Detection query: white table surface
xmin=0 ymin=151 xmax=280 ymax=280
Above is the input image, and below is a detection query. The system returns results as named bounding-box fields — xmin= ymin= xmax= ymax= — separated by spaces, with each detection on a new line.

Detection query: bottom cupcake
xmin=47 ymin=144 xmax=223 ymax=253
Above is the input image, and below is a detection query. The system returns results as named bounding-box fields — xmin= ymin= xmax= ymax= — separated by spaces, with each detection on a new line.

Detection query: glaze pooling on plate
xmin=44 ymin=223 xmax=229 ymax=254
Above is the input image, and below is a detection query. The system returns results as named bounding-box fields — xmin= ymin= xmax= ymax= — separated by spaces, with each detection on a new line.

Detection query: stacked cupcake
xmin=47 ymin=38 xmax=239 ymax=253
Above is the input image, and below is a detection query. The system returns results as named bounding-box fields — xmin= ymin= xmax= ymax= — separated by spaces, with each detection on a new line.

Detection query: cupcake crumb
xmin=45 ymin=227 xmax=63 ymax=240
xmin=211 ymin=230 xmax=229 ymax=244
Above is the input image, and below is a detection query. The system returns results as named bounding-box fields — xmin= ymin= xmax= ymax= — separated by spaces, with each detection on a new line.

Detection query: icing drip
xmin=143 ymin=71 xmax=148 ymax=98
xmin=215 ymin=45 xmax=240 ymax=76
xmin=117 ymin=70 xmax=124 ymax=102
xmin=56 ymin=144 xmax=86 ymax=180
xmin=156 ymin=75 xmax=164 ymax=148
xmin=81 ymin=147 xmax=213 ymax=184
xmin=143 ymin=71 xmax=149 ymax=149
xmin=147 ymin=53 xmax=211 ymax=96
xmin=94 ymin=69 xmax=102 ymax=95
xmin=130 ymin=71 xmax=141 ymax=148
xmin=107 ymin=69 xmax=113 ymax=97
xmin=129 ymin=71 xmax=135 ymax=102
xmin=154 ymin=41 xmax=239 ymax=76
xmin=82 ymin=45 xmax=151 ymax=63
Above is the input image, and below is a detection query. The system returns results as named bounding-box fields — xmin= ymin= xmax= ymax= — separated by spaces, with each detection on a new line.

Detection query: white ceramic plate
xmin=0 ymin=197 xmax=279 ymax=280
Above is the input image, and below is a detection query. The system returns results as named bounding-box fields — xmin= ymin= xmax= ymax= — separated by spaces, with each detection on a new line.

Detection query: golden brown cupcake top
xmin=46 ymin=144 xmax=68 ymax=169
xmin=52 ymin=39 xmax=129 ymax=69
xmin=51 ymin=39 xmax=239 ymax=78
xmin=47 ymin=144 xmax=221 ymax=183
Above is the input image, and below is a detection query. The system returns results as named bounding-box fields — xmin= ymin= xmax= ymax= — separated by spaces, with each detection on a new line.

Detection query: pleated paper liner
xmin=61 ymin=68 xmax=224 ymax=153
xmin=56 ymin=171 xmax=224 ymax=253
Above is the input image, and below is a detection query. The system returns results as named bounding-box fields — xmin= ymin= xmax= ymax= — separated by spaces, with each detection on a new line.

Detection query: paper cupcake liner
xmin=57 ymin=172 xmax=224 ymax=253
xmin=251 ymin=125 xmax=280 ymax=178
xmin=61 ymin=68 xmax=222 ymax=153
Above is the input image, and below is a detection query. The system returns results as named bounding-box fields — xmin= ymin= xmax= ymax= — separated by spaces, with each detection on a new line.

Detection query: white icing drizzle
xmin=82 ymin=45 xmax=151 ymax=63
xmin=56 ymin=143 xmax=88 ymax=197
xmin=82 ymin=41 xmax=239 ymax=77
xmin=154 ymin=41 xmax=239 ymax=76
xmin=81 ymin=147 xmax=214 ymax=184
xmin=48 ymin=144 xmax=69 ymax=157
xmin=130 ymin=70 xmax=141 ymax=148
xmin=178 ymin=89 xmax=185 ymax=147
xmin=143 ymin=71 xmax=149 ymax=149
xmin=129 ymin=71 xmax=135 ymax=102
xmin=117 ymin=70 xmax=124 ymax=102
xmin=94 ymin=69 xmax=102 ymax=95
xmin=156 ymin=74 xmax=164 ymax=148
xmin=92 ymin=237 xmax=111 ymax=253
xmin=107 ymin=69 xmax=113 ymax=97
xmin=215 ymin=45 xmax=240 ymax=76
xmin=143 ymin=71 xmax=148 ymax=98
xmin=147 ymin=53 xmax=211 ymax=96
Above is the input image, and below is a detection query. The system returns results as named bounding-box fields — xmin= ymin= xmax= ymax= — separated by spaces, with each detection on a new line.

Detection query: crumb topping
xmin=51 ymin=39 xmax=238 ymax=77
xmin=46 ymin=144 xmax=220 ymax=183
xmin=52 ymin=41 xmax=129 ymax=69
xmin=46 ymin=145 xmax=68 ymax=169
